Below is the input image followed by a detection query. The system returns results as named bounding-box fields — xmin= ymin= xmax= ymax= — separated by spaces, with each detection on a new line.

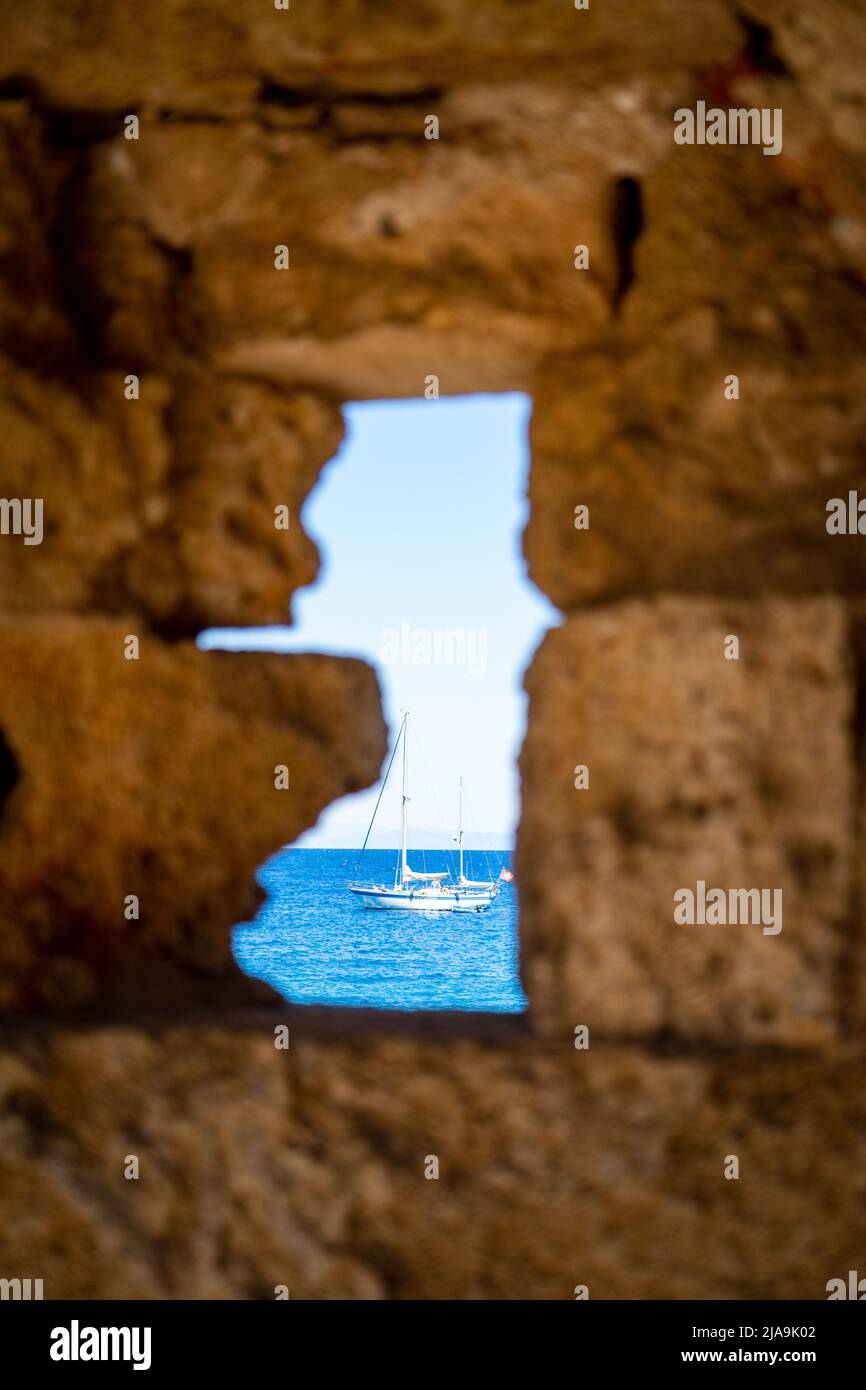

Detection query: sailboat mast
xmin=400 ymin=711 xmax=409 ymax=883
xmin=458 ymin=776 xmax=464 ymax=882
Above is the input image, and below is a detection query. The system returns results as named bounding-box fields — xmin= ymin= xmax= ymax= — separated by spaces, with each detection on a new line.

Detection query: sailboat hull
xmin=450 ymin=892 xmax=496 ymax=913
xmin=348 ymin=885 xmax=493 ymax=912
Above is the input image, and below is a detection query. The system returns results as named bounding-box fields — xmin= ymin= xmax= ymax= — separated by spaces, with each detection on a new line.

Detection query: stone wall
xmin=1 ymin=0 xmax=864 ymax=1298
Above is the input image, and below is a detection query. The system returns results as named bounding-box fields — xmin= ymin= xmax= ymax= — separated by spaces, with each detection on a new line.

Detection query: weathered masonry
xmin=1 ymin=1 xmax=865 ymax=1298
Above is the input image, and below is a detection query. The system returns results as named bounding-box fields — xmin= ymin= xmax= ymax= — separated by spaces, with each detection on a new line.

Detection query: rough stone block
xmin=517 ymin=597 xmax=853 ymax=1044
xmin=0 ymin=362 xmax=340 ymax=632
xmin=0 ymin=1025 xmax=863 ymax=1300
xmin=0 ymin=618 xmax=386 ymax=1010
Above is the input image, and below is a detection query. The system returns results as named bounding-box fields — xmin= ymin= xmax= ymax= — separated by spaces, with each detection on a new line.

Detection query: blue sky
xmin=199 ymin=393 xmax=558 ymax=847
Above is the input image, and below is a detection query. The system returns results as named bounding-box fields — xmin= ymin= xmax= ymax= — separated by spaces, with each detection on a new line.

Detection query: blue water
xmin=233 ymin=848 xmax=526 ymax=1012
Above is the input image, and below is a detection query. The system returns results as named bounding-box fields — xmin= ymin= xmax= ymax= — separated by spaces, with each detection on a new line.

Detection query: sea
xmin=233 ymin=847 xmax=526 ymax=1012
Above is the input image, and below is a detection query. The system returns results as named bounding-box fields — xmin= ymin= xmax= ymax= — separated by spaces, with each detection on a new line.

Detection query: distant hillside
xmin=292 ymin=825 xmax=513 ymax=852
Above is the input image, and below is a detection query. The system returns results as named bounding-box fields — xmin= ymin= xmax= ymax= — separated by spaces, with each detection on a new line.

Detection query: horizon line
xmin=283 ymin=843 xmax=515 ymax=851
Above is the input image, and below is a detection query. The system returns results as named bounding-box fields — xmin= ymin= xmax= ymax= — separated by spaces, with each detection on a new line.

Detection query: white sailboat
xmin=347 ymin=714 xmax=505 ymax=913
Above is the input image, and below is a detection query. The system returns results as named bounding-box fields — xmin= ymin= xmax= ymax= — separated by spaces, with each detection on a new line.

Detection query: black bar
xmin=0 ymin=1299 xmax=860 ymax=1374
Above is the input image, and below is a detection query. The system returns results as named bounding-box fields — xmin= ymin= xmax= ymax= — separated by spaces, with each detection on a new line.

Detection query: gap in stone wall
xmin=200 ymin=392 xmax=558 ymax=1012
